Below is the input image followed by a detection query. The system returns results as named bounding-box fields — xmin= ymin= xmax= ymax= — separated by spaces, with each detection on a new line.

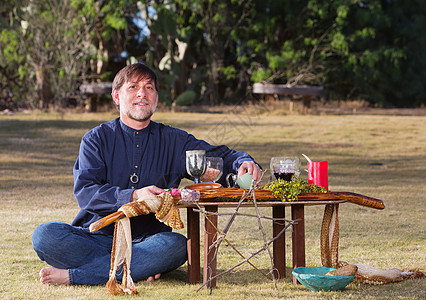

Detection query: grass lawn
xmin=0 ymin=108 xmax=425 ymax=299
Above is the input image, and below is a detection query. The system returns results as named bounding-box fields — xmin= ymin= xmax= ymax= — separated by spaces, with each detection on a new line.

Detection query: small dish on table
xmin=186 ymin=182 xmax=222 ymax=191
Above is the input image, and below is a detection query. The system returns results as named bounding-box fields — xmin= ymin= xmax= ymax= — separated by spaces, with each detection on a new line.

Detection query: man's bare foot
xmin=146 ymin=273 xmax=161 ymax=282
xmin=39 ymin=267 xmax=70 ymax=285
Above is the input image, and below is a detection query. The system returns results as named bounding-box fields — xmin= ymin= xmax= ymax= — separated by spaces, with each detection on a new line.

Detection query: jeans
xmin=32 ymin=222 xmax=187 ymax=285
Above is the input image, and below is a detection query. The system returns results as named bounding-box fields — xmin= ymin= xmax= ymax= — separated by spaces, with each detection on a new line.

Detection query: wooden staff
xmin=194 ymin=188 xmax=385 ymax=209
xmin=89 ymin=189 xmax=385 ymax=233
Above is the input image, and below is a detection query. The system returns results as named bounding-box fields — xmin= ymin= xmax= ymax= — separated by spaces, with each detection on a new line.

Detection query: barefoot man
xmin=32 ymin=63 xmax=261 ymax=286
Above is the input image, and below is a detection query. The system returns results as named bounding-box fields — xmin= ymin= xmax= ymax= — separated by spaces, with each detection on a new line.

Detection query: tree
xmin=0 ymin=0 xmax=32 ymax=109
xmin=132 ymin=0 xmax=256 ymax=105
xmin=238 ymin=0 xmax=425 ymax=107
xmin=0 ymin=0 xmax=96 ymax=109
xmin=187 ymin=0 xmax=254 ymax=104
xmin=341 ymin=0 xmax=426 ymax=106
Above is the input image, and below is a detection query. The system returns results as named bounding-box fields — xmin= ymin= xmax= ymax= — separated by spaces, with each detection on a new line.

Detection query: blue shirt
xmin=72 ymin=118 xmax=258 ymax=241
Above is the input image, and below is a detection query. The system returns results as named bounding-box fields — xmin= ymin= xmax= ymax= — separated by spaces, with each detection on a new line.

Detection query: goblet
xmin=270 ymin=156 xmax=301 ymax=181
xmin=186 ymin=150 xmax=207 ymax=184
xmin=200 ymin=157 xmax=223 ymax=183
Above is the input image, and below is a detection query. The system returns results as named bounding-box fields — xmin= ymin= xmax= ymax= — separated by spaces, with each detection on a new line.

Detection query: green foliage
xmin=0 ymin=0 xmax=98 ymax=108
xmin=218 ymin=66 xmax=237 ymax=80
xmin=0 ymin=29 xmax=22 ymax=63
xmin=251 ymin=69 xmax=272 ymax=83
xmin=244 ymin=0 xmax=425 ymax=107
xmin=174 ymin=90 xmax=196 ymax=106
xmin=262 ymin=176 xmax=327 ymax=202
xmin=0 ymin=7 xmax=33 ymax=108
xmin=322 ymin=0 xmax=426 ymax=106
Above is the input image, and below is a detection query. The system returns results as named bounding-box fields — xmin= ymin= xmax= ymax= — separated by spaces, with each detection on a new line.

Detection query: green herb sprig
xmin=261 ymin=175 xmax=327 ymax=202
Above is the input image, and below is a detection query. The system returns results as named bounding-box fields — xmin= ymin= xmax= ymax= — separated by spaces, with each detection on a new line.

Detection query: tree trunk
xmin=209 ymin=58 xmax=219 ymax=105
xmin=35 ymin=64 xmax=53 ymax=109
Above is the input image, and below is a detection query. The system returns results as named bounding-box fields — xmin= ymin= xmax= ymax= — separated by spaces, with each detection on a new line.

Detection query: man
xmin=32 ymin=63 xmax=261 ymax=286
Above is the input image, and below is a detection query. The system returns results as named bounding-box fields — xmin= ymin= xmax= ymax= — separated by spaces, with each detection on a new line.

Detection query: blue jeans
xmin=32 ymin=222 xmax=187 ymax=285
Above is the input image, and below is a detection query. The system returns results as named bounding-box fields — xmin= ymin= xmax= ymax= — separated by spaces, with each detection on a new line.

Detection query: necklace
xmin=117 ymin=120 xmax=151 ymax=185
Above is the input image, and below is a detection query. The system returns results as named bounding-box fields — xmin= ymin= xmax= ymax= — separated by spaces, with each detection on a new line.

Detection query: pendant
xmin=130 ymin=173 xmax=139 ymax=184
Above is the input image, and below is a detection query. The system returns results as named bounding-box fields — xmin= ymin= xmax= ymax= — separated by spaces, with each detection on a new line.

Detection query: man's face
xmin=112 ymin=76 xmax=158 ymax=128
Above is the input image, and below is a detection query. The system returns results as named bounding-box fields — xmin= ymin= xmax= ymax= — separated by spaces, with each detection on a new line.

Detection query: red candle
xmin=308 ymin=161 xmax=328 ymax=190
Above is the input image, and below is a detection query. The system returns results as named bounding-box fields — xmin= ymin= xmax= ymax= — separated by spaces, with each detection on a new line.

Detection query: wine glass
xmin=186 ymin=150 xmax=207 ymax=184
xmin=200 ymin=157 xmax=223 ymax=183
xmin=270 ymin=156 xmax=301 ymax=181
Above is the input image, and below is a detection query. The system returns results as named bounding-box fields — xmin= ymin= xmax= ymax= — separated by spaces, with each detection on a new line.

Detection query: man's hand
xmin=131 ymin=185 xmax=164 ymax=202
xmin=237 ymin=161 xmax=262 ymax=182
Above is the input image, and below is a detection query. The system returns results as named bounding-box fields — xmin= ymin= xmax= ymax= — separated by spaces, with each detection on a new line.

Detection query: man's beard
xmin=127 ymin=107 xmax=154 ymax=122
xmin=125 ymin=100 xmax=157 ymax=122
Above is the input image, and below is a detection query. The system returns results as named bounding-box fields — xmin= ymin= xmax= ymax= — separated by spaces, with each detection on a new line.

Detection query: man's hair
xmin=112 ymin=63 xmax=159 ymax=92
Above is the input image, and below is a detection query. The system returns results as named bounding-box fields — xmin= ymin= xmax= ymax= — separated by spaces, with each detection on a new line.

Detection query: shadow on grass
xmin=147 ymin=264 xmax=296 ymax=287
xmin=171 ymin=266 xmax=296 ymax=287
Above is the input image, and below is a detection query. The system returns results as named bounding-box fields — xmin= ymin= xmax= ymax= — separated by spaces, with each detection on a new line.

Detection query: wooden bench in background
xmin=79 ymin=82 xmax=112 ymax=112
xmin=253 ymin=83 xmax=323 ymax=112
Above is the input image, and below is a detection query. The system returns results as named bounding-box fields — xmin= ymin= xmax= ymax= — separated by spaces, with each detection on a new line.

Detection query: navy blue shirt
xmin=72 ymin=118 xmax=258 ymax=241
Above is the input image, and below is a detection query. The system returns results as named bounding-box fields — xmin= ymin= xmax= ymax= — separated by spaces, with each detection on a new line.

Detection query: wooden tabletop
xmin=177 ymin=188 xmax=385 ymax=210
xmin=178 ymin=199 xmax=349 ymax=207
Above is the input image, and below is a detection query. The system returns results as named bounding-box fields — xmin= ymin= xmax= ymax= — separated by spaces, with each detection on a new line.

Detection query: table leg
xmin=272 ymin=206 xmax=286 ymax=279
xmin=187 ymin=207 xmax=200 ymax=284
xmin=291 ymin=204 xmax=305 ymax=284
xmin=203 ymin=206 xmax=218 ymax=288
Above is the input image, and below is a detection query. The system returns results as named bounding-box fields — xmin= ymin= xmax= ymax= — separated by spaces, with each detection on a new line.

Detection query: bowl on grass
xmin=292 ymin=267 xmax=355 ymax=292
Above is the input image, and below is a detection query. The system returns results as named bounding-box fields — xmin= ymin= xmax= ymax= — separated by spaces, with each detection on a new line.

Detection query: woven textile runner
xmin=105 ymin=193 xmax=184 ymax=295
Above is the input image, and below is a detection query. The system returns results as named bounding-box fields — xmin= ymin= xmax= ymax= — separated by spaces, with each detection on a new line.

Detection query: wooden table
xmin=89 ymin=188 xmax=383 ymax=287
xmin=178 ymin=199 xmax=348 ymax=287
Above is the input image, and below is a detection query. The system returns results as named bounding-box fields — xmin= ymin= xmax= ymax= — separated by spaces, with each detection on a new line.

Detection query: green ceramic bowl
xmin=292 ymin=267 xmax=355 ymax=292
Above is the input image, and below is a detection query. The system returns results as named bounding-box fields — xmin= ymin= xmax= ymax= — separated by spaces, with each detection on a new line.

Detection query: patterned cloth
xmin=106 ymin=193 xmax=183 ymax=295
